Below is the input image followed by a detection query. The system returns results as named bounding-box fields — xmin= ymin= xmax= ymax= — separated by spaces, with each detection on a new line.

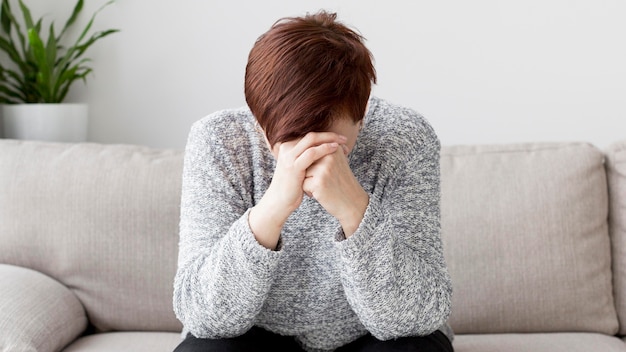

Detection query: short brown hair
xmin=245 ymin=11 xmax=376 ymax=147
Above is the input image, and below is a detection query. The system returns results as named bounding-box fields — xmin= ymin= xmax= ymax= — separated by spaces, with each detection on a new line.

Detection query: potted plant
xmin=0 ymin=0 xmax=118 ymax=142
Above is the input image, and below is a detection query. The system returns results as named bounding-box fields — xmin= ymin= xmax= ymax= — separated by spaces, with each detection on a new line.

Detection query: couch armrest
xmin=0 ymin=264 xmax=88 ymax=352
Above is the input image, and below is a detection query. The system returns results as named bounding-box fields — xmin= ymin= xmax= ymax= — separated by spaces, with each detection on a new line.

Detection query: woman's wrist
xmin=248 ymin=195 xmax=293 ymax=250
xmin=338 ymin=191 xmax=369 ymax=238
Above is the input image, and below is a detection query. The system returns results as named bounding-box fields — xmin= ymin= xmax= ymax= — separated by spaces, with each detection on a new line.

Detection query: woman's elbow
xmin=174 ymin=303 xmax=251 ymax=340
xmin=367 ymin=307 xmax=450 ymax=341
xmin=365 ymin=283 xmax=452 ymax=340
xmin=413 ymin=280 xmax=453 ymax=336
xmin=173 ymin=284 xmax=255 ymax=339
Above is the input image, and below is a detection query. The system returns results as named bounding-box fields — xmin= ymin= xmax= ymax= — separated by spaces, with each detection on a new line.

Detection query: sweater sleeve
xmin=173 ymin=119 xmax=282 ymax=338
xmin=336 ymin=127 xmax=452 ymax=340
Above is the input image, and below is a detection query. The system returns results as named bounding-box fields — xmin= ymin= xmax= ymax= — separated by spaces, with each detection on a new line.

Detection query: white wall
xmin=5 ymin=0 xmax=626 ymax=150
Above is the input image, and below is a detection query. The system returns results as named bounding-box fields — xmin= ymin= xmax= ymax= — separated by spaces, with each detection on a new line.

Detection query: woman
xmin=173 ymin=10 xmax=453 ymax=352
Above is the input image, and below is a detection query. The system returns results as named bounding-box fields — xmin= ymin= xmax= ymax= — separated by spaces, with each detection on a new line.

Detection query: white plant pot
xmin=2 ymin=103 xmax=88 ymax=143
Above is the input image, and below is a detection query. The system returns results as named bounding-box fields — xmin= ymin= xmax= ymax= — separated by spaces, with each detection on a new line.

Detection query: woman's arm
xmin=336 ymin=130 xmax=452 ymax=340
xmin=249 ymin=132 xmax=347 ymax=249
xmin=173 ymin=118 xmax=347 ymax=338
xmin=173 ymin=119 xmax=282 ymax=338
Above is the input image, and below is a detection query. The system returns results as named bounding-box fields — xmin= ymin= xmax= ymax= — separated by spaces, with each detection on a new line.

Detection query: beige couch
xmin=0 ymin=138 xmax=625 ymax=352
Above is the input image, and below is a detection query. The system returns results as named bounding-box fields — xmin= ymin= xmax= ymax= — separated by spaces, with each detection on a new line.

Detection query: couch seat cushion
xmin=454 ymin=333 xmax=626 ymax=352
xmin=63 ymin=332 xmax=182 ymax=352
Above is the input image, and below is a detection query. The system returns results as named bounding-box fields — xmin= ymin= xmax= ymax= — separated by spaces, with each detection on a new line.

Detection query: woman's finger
xmin=294 ymin=142 xmax=339 ymax=170
xmin=290 ymin=132 xmax=346 ymax=159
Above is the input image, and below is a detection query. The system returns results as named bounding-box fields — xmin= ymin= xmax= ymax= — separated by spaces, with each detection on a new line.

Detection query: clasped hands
xmin=249 ymin=132 xmax=369 ymax=250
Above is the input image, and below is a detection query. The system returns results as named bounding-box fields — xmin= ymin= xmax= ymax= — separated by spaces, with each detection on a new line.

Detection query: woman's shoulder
xmin=184 ymin=106 xmax=265 ymax=166
xmin=191 ymin=106 xmax=256 ymax=140
xmin=366 ymin=97 xmax=440 ymax=152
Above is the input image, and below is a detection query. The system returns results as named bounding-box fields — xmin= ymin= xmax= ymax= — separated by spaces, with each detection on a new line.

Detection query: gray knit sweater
xmin=173 ymin=97 xmax=453 ymax=351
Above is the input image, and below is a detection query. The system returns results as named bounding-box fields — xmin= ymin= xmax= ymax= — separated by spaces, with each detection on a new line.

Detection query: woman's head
xmin=245 ymin=11 xmax=376 ymax=148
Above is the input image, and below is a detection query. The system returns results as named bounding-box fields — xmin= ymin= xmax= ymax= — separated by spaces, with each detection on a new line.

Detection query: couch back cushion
xmin=606 ymin=140 xmax=626 ymax=335
xmin=0 ymin=140 xmax=183 ymax=332
xmin=440 ymin=142 xmax=618 ymax=334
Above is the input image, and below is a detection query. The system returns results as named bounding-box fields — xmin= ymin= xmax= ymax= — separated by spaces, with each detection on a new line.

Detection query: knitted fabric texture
xmin=173 ymin=97 xmax=453 ymax=351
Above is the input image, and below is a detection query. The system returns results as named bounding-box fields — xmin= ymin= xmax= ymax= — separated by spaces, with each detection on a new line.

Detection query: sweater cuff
xmin=230 ymin=209 xmax=282 ymax=277
xmin=335 ymin=196 xmax=384 ymax=259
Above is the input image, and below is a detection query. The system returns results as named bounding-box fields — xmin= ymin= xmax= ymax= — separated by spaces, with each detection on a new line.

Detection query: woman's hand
xmin=249 ymin=132 xmax=347 ymax=249
xmin=303 ymin=148 xmax=369 ymax=237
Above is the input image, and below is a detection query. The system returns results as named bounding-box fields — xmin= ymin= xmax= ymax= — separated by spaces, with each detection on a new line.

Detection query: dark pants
xmin=173 ymin=327 xmax=454 ymax=352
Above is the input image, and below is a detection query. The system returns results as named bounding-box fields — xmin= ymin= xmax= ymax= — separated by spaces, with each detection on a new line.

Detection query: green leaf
xmin=1 ymin=0 xmax=11 ymax=34
xmin=53 ymin=58 xmax=88 ymax=98
xmin=34 ymin=18 xmax=42 ymax=33
xmin=71 ymin=29 xmax=119 ymax=60
xmin=1 ymin=0 xmax=26 ymax=56
xmin=0 ymin=96 xmax=19 ymax=104
xmin=59 ymin=0 xmax=83 ymax=39
xmin=55 ymin=26 xmax=117 ymax=89
xmin=46 ymin=23 xmax=57 ymax=81
xmin=0 ymin=81 xmax=24 ymax=99
xmin=27 ymin=27 xmax=51 ymax=101
xmin=0 ymin=65 xmax=25 ymax=102
xmin=17 ymin=0 xmax=34 ymax=29
xmin=0 ymin=36 xmax=23 ymax=66
xmin=3 ymin=67 xmax=26 ymax=87
xmin=73 ymin=0 xmax=114 ymax=46
xmin=55 ymin=64 xmax=92 ymax=103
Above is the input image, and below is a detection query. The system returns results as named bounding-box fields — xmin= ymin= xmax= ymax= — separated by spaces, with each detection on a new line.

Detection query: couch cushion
xmin=0 ymin=264 xmax=88 ymax=352
xmin=63 ymin=332 xmax=182 ymax=352
xmin=454 ymin=333 xmax=626 ymax=352
xmin=0 ymin=140 xmax=184 ymax=332
xmin=440 ymin=142 xmax=618 ymax=334
xmin=606 ymin=140 xmax=626 ymax=335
